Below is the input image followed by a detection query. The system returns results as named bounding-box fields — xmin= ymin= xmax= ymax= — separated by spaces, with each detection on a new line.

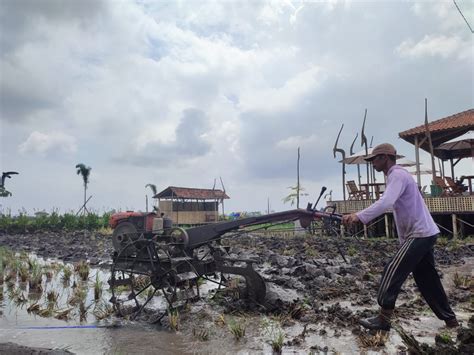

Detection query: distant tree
xmin=145 ymin=184 xmax=157 ymax=196
xmin=145 ymin=183 xmax=158 ymax=212
xmin=76 ymin=164 xmax=91 ymax=214
xmin=0 ymin=187 xmax=12 ymax=197
xmin=282 ymin=147 xmax=308 ymax=208
xmin=282 ymin=184 xmax=309 ymax=206
xmin=0 ymin=171 xmax=19 ymax=197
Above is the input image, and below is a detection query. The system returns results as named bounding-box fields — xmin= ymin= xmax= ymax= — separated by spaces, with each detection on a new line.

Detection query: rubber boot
xmin=359 ymin=308 xmax=393 ymax=331
xmin=445 ymin=318 xmax=459 ymax=328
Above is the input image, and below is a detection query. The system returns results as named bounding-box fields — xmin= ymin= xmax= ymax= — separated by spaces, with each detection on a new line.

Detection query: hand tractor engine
xmin=107 ymin=191 xmax=342 ymax=321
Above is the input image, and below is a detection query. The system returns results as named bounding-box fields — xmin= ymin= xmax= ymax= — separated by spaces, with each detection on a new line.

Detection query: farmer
xmin=342 ymin=143 xmax=458 ymax=331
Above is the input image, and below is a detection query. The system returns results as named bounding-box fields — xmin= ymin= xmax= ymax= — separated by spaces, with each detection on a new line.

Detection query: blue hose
xmin=19 ymin=325 xmax=117 ymax=330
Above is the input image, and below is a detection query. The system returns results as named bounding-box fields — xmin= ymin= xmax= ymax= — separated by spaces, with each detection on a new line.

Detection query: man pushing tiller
xmin=342 ymin=143 xmax=459 ymax=331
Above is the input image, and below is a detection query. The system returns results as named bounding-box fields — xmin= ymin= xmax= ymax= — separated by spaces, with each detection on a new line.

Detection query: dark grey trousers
xmin=377 ymin=235 xmax=456 ymax=321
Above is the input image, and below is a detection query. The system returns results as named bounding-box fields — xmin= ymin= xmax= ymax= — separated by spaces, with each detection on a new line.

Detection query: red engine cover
xmin=109 ymin=211 xmax=156 ymax=231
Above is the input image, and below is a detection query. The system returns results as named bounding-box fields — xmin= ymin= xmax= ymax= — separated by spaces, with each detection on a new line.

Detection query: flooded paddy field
xmin=0 ymin=230 xmax=473 ymax=354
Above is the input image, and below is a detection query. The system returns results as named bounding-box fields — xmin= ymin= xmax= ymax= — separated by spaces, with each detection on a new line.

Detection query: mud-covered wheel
xmin=109 ymin=239 xmax=159 ymax=319
xmin=109 ymin=239 xmax=194 ymax=320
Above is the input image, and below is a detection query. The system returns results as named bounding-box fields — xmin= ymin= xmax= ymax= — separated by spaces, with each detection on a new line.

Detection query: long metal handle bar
xmin=184 ymin=208 xmax=342 ymax=249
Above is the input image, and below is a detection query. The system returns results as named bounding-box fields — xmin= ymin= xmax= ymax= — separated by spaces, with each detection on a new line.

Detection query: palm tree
xmin=76 ymin=164 xmax=91 ymax=214
xmin=145 ymin=184 xmax=157 ymax=212
xmin=145 ymin=184 xmax=157 ymax=196
xmin=0 ymin=171 xmax=19 ymax=197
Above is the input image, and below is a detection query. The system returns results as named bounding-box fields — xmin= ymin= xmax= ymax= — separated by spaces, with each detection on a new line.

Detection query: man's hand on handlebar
xmin=342 ymin=213 xmax=360 ymax=225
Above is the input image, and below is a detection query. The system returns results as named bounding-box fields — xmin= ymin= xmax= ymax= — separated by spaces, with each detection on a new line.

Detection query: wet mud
xmin=1 ymin=231 xmax=473 ymax=353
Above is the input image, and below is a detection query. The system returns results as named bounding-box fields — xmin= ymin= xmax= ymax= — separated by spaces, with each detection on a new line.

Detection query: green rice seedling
xmin=261 ymin=318 xmax=285 ymax=353
xmin=271 ymin=330 xmax=284 ymax=353
xmin=4 ymin=270 xmax=15 ymax=283
xmin=0 ymin=261 xmax=4 ymax=285
xmin=114 ymin=285 xmax=129 ymax=294
xmin=27 ymin=257 xmax=37 ymax=270
xmin=43 ymin=266 xmax=54 ymax=282
xmin=132 ymin=275 xmax=150 ymax=290
xmin=214 ymin=313 xmax=226 ymax=326
xmin=168 ymin=308 xmax=180 ymax=331
xmin=27 ymin=302 xmax=40 ymax=314
xmin=55 ymin=308 xmax=73 ymax=321
xmin=19 ymin=250 xmax=29 ymax=261
xmin=13 ymin=291 xmax=28 ymax=306
xmin=68 ymin=286 xmax=87 ymax=306
xmin=453 ymin=272 xmax=471 ymax=290
xmin=228 ymin=317 xmax=246 ymax=341
xmin=8 ymin=286 xmax=19 ymax=300
xmin=288 ymin=302 xmax=306 ymax=320
xmin=94 ymin=272 xmax=103 ymax=301
xmin=146 ymin=285 xmax=156 ymax=300
xmin=193 ymin=327 xmax=210 ymax=341
xmin=47 ymin=290 xmax=59 ymax=307
xmin=6 ymin=276 xmax=15 ymax=289
xmin=38 ymin=307 xmax=53 ymax=318
xmin=347 ymin=245 xmax=357 ymax=257
xmin=436 ymin=332 xmax=454 ymax=345
xmin=18 ymin=262 xmax=29 ymax=283
xmin=357 ymin=330 xmax=389 ymax=348
xmin=79 ymin=301 xmax=88 ymax=322
xmin=28 ymin=285 xmax=43 ymax=301
xmin=93 ymin=301 xmax=114 ymax=321
xmin=62 ymin=265 xmax=72 ymax=284
xmin=29 ymin=264 xmax=43 ymax=292
xmin=75 ymin=261 xmax=90 ymax=281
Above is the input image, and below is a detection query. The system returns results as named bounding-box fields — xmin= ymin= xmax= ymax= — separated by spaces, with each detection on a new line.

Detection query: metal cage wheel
xmin=109 ymin=239 xmax=160 ymax=319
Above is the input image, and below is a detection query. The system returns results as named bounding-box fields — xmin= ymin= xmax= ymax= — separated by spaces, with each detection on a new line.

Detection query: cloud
xmin=275 ymin=134 xmax=320 ymax=150
xmin=118 ymin=108 xmax=211 ymax=166
xmin=238 ymin=65 xmax=325 ymax=112
xmin=410 ymin=1 xmax=471 ymax=31
xmin=1 ymin=1 xmax=472 ymax=214
xmin=395 ymin=35 xmax=469 ymax=60
xmin=18 ymin=131 xmax=77 ymax=156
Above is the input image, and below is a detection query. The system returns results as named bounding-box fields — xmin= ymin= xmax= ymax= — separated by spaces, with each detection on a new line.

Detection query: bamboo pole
xmin=333 ymin=124 xmax=347 ymax=201
xmin=361 ymin=109 xmax=370 ymax=198
xmin=424 ymin=98 xmax=437 ymax=183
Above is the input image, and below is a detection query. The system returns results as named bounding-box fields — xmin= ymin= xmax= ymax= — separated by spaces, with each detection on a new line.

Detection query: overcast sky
xmin=1 ymin=0 xmax=473 ymax=215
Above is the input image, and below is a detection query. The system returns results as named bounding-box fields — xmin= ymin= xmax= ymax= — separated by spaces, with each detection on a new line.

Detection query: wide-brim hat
xmin=364 ymin=143 xmax=397 ymax=161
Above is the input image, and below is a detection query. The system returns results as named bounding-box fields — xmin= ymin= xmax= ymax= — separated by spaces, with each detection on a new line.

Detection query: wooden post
xmin=384 ymin=214 xmax=390 ymax=238
xmin=414 ymin=135 xmax=421 ymax=188
xmin=333 ymin=124 xmax=346 ymax=201
xmin=297 ymin=147 xmax=300 ymax=208
xmin=452 ymin=214 xmax=458 ymax=239
xmin=361 ymin=109 xmax=370 ymax=200
xmin=424 ymin=99 xmax=437 ymax=184
xmin=363 ymin=224 xmax=368 ymax=239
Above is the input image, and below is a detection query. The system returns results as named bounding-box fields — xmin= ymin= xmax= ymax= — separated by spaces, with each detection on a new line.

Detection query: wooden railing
xmin=328 ymin=195 xmax=474 ymax=214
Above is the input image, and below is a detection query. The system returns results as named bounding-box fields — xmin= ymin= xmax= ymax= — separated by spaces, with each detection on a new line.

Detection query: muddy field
xmin=1 ymin=230 xmax=473 ymax=354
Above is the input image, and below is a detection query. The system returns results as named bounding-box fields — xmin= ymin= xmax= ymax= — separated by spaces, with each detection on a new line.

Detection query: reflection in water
xmin=0 ymin=251 xmax=192 ymax=354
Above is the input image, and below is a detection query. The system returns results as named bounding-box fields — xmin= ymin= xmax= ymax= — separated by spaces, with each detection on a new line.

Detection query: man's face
xmin=371 ymin=154 xmax=387 ymax=172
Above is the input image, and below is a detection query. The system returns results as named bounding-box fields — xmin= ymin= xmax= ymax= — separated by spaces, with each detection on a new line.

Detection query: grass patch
xmin=228 ymin=317 xmax=246 ymax=341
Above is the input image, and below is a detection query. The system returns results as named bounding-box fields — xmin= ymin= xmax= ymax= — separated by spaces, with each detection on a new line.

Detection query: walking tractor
xmin=107 ymin=187 xmax=342 ymax=321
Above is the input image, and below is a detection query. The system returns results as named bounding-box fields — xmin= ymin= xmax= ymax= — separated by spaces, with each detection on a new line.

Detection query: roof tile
xmin=399 ymin=109 xmax=474 ymax=137
xmin=154 ymin=186 xmax=229 ymax=200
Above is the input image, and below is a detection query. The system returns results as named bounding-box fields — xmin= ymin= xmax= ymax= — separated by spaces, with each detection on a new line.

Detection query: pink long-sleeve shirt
xmin=356 ymin=165 xmax=439 ymax=244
